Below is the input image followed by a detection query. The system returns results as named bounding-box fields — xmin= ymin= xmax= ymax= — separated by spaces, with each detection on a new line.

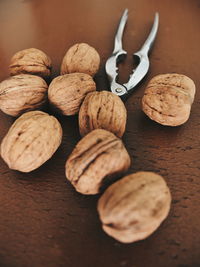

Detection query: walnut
xmin=48 ymin=73 xmax=96 ymax=115
xmin=0 ymin=74 xmax=48 ymax=117
xmin=9 ymin=48 xmax=52 ymax=79
xmin=65 ymin=129 xmax=131 ymax=195
xmin=61 ymin=43 xmax=100 ymax=77
xmin=79 ymin=91 xmax=127 ymax=137
xmin=142 ymin=74 xmax=196 ymax=126
xmin=98 ymin=171 xmax=171 ymax=243
xmin=0 ymin=111 xmax=62 ymax=172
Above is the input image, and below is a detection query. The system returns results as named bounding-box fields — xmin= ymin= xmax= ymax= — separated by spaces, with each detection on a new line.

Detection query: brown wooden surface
xmin=0 ymin=0 xmax=200 ymax=266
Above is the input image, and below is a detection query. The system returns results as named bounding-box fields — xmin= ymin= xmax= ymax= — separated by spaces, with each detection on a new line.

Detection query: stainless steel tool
xmin=105 ymin=9 xmax=159 ymax=97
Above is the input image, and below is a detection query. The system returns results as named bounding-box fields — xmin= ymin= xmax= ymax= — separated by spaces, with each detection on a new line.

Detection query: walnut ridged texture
xmin=48 ymin=73 xmax=96 ymax=115
xmin=79 ymin=91 xmax=127 ymax=138
xmin=61 ymin=43 xmax=100 ymax=77
xmin=142 ymin=73 xmax=196 ymax=126
xmin=0 ymin=74 xmax=48 ymax=117
xmin=9 ymin=48 xmax=52 ymax=79
xmin=65 ymin=129 xmax=131 ymax=195
xmin=98 ymin=171 xmax=171 ymax=243
xmin=0 ymin=111 xmax=62 ymax=172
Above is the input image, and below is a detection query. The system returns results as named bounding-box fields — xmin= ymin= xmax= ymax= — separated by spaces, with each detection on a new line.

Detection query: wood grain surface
xmin=0 ymin=0 xmax=199 ymax=266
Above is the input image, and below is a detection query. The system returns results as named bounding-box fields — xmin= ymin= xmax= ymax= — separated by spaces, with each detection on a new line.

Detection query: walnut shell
xmin=0 ymin=74 xmax=48 ymax=117
xmin=1 ymin=111 xmax=62 ymax=172
xmin=65 ymin=129 xmax=131 ymax=195
xmin=9 ymin=48 xmax=52 ymax=79
xmin=98 ymin=171 xmax=171 ymax=243
xmin=61 ymin=43 xmax=100 ymax=77
xmin=79 ymin=91 xmax=127 ymax=137
xmin=48 ymin=73 xmax=96 ymax=115
xmin=142 ymin=73 xmax=196 ymax=126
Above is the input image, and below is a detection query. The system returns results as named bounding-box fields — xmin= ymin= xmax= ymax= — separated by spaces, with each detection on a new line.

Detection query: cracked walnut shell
xmin=61 ymin=43 xmax=100 ymax=77
xmin=9 ymin=48 xmax=52 ymax=79
xmin=79 ymin=91 xmax=127 ymax=137
xmin=1 ymin=111 xmax=62 ymax=172
xmin=48 ymin=73 xmax=96 ymax=115
xmin=142 ymin=73 xmax=196 ymax=126
xmin=98 ymin=171 xmax=171 ymax=243
xmin=65 ymin=129 xmax=131 ymax=195
xmin=0 ymin=74 xmax=48 ymax=117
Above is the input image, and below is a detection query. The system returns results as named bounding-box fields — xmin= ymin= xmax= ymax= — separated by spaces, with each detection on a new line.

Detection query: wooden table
xmin=0 ymin=0 xmax=199 ymax=266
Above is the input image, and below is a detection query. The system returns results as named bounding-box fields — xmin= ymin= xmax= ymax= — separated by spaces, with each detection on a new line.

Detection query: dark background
xmin=0 ymin=0 xmax=199 ymax=266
